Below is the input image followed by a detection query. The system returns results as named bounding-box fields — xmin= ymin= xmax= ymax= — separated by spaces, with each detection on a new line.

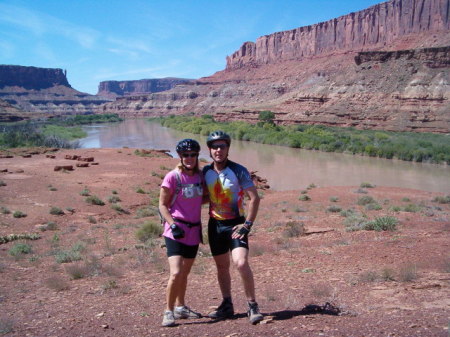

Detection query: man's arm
xmin=244 ymin=186 xmax=260 ymax=223
xmin=232 ymin=186 xmax=260 ymax=239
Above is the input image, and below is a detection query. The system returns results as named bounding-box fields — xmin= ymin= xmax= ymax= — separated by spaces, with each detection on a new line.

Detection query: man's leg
xmin=231 ymin=247 xmax=263 ymax=324
xmin=213 ymin=252 xmax=232 ymax=298
xmin=208 ymin=252 xmax=235 ymax=318
xmin=231 ymin=247 xmax=255 ymax=301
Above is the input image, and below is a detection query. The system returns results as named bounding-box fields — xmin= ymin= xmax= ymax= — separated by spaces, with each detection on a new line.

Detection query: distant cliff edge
xmin=0 ymin=65 xmax=71 ymax=90
xmin=97 ymin=78 xmax=195 ymax=98
xmin=0 ymin=65 xmax=110 ymax=117
xmin=226 ymin=0 xmax=450 ymax=69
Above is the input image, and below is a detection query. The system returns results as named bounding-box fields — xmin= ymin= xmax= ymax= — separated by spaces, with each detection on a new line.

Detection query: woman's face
xmin=180 ymin=151 xmax=199 ymax=170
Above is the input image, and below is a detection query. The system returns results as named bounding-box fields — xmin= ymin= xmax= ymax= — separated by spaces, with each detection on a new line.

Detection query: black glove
xmin=170 ymin=223 xmax=185 ymax=239
xmin=234 ymin=221 xmax=252 ymax=236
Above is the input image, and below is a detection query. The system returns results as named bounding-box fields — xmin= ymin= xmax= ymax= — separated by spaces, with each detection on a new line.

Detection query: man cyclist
xmin=203 ymin=130 xmax=264 ymax=325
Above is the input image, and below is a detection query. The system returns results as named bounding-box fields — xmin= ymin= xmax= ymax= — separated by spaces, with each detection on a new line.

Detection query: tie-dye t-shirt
xmin=203 ymin=160 xmax=254 ymax=220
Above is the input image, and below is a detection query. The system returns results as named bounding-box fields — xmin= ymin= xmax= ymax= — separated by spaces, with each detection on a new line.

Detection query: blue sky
xmin=0 ymin=0 xmax=382 ymax=95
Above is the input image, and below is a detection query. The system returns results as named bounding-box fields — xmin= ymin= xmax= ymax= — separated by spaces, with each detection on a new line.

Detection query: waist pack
xmin=173 ymin=217 xmax=201 ymax=228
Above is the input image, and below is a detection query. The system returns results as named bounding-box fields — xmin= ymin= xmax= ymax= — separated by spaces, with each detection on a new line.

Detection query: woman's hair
xmin=175 ymin=161 xmax=200 ymax=174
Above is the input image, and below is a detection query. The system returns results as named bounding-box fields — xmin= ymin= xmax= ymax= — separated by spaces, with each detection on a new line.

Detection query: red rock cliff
xmin=0 ymin=65 xmax=71 ymax=90
xmin=97 ymin=78 xmax=194 ymax=98
xmin=226 ymin=0 xmax=450 ymax=69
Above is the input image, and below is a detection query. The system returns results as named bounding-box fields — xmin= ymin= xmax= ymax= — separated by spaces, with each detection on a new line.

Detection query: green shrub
xmin=46 ymin=221 xmax=58 ymax=230
xmin=340 ymin=209 xmax=355 ymax=217
xmin=329 ymin=196 xmax=339 ymax=202
xmin=403 ymin=204 xmax=421 ymax=212
xmin=65 ymin=264 xmax=89 ymax=280
xmin=13 ymin=210 xmax=27 ymax=218
xmin=282 ymin=221 xmax=305 ymax=238
xmin=299 ymin=194 xmax=311 ymax=201
xmin=360 ymin=182 xmax=375 ymax=188
xmin=432 ymin=195 xmax=450 ymax=204
xmin=0 ymin=180 xmax=7 ymax=187
xmin=85 ymin=196 xmax=105 ymax=206
xmin=111 ymin=204 xmax=130 ymax=214
xmin=136 ymin=220 xmax=162 ymax=242
xmin=135 ymin=207 xmax=158 ymax=218
xmin=357 ymin=195 xmax=376 ymax=206
xmin=49 ymin=207 xmax=65 ymax=215
xmin=343 ymin=214 xmax=368 ymax=231
xmin=0 ymin=206 xmax=11 ymax=214
xmin=365 ymin=203 xmax=382 ymax=211
xmin=364 ymin=216 xmax=398 ymax=231
xmin=135 ymin=187 xmax=146 ymax=194
xmin=80 ymin=188 xmax=90 ymax=196
xmin=108 ymin=195 xmax=121 ymax=203
xmin=326 ymin=205 xmax=342 ymax=213
xmin=55 ymin=250 xmax=82 ymax=263
xmin=9 ymin=242 xmax=32 ymax=257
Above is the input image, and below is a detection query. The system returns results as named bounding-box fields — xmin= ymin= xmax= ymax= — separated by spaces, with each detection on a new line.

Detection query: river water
xmin=79 ymin=119 xmax=450 ymax=193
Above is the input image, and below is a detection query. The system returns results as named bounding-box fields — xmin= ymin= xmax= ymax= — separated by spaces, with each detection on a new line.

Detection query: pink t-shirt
xmin=161 ymin=169 xmax=203 ymax=246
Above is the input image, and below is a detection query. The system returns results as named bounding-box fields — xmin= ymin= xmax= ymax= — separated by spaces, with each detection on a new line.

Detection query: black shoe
xmin=208 ymin=299 xmax=234 ymax=319
xmin=248 ymin=302 xmax=263 ymax=324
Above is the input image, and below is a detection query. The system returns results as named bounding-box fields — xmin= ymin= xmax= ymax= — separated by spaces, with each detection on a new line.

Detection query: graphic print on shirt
xmin=206 ymin=168 xmax=245 ymax=220
xmin=182 ymin=183 xmax=203 ymax=199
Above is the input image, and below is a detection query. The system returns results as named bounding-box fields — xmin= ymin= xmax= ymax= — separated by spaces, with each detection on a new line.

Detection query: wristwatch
xmin=244 ymin=220 xmax=253 ymax=228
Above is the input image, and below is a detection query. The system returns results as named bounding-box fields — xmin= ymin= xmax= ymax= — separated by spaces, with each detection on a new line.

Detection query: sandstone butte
xmin=1 ymin=0 xmax=450 ymax=132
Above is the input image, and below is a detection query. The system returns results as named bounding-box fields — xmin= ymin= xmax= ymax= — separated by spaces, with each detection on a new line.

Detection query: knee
xmin=169 ymin=269 xmax=182 ymax=282
xmin=234 ymin=259 xmax=249 ymax=272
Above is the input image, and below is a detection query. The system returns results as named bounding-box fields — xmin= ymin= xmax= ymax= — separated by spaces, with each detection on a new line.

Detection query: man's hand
xmin=232 ymin=223 xmax=251 ymax=239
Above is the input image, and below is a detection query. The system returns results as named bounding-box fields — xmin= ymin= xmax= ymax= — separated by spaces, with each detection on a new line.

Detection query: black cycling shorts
xmin=164 ymin=237 xmax=199 ymax=259
xmin=208 ymin=217 xmax=249 ymax=256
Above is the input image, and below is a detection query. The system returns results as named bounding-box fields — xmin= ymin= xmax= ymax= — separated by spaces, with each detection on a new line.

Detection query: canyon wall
xmin=0 ymin=65 xmax=70 ymax=90
xmin=97 ymin=78 xmax=194 ymax=98
xmin=226 ymin=0 xmax=450 ymax=69
xmin=0 ymin=65 xmax=110 ymax=115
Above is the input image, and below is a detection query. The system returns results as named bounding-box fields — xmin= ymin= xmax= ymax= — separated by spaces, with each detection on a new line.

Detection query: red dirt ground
xmin=0 ymin=148 xmax=449 ymax=337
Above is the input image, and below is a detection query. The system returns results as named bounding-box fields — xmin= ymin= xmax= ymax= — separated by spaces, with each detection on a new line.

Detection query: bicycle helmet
xmin=206 ymin=130 xmax=231 ymax=148
xmin=176 ymin=139 xmax=200 ymax=154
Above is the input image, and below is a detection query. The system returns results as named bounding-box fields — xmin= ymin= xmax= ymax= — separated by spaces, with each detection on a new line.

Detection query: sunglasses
xmin=181 ymin=153 xmax=199 ymax=158
xmin=210 ymin=144 xmax=228 ymax=150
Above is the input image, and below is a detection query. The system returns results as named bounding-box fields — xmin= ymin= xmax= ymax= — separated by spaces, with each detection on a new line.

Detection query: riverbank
xmin=0 ymin=148 xmax=449 ymax=336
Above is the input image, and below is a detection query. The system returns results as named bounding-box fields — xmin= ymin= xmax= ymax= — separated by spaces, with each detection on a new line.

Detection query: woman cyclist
xmin=159 ymin=138 xmax=204 ymax=327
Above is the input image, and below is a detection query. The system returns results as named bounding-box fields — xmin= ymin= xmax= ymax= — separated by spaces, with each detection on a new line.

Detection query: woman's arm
xmin=159 ymin=186 xmax=175 ymax=225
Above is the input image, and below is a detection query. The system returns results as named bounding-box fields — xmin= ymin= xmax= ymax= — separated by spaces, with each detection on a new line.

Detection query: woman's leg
xmin=175 ymin=257 xmax=196 ymax=306
xmin=165 ymin=255 xmax=183 ymax=311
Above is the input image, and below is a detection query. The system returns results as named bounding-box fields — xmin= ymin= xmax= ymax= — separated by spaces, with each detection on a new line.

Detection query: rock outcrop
xmin=0 ymin=65 xmax=70 ymax=90
xmin=97 ymin=78 xmax=194 ymax=98
xmin=0 ymin=65 xmax=111 ymax=116
xmin=226 ymin=0 xmax=450 ymax=69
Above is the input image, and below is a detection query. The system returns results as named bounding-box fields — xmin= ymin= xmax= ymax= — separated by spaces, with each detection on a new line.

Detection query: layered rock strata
xmin=226 ymin=0 xmax=450 ymax=69
xmin=102 ymin=46 xmax=450 ymax=133
xmin=0 ymin=65 xmax=110 ymax=115
xmin=97 ymin=78 xmax=194 ymax=98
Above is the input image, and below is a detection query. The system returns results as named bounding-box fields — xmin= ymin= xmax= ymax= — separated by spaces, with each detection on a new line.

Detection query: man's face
xmin=209 ymin=140 xmax=229 ymax=163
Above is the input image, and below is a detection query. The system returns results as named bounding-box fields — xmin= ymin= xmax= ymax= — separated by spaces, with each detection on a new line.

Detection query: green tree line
xmin=0 ymin=114 xmax=122 ymax=149
xmin=158 ymin=114 xmax=450 ymax=164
